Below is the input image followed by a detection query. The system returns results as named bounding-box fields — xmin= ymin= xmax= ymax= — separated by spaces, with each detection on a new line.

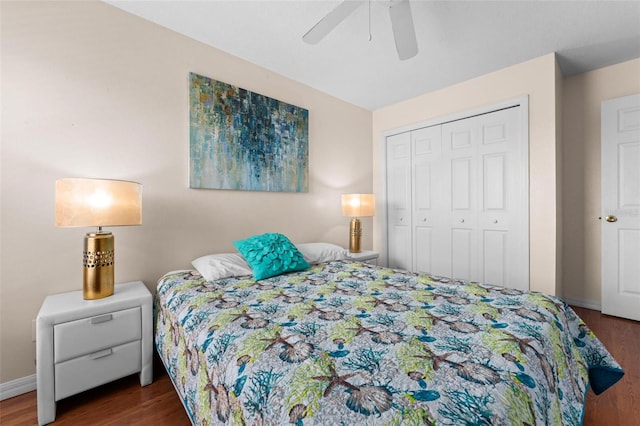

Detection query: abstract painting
xmin=189 ymin=72 xmax=309 ymax=192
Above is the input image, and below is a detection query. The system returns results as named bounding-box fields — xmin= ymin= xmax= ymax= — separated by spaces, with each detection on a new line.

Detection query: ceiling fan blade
xmin=303 ymin=0 xmax=363 ymax=45
xmin=389 ymin=0 xmax=418 ymax=60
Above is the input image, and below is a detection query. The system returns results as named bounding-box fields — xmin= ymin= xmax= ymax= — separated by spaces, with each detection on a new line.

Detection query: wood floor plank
xmin=0 ymin=355 xmax=189 ymax=426
xmin=1 ymin=308 xmax=637 ymax=425
xmin=574 ymin=307 xmax=640 ymax=426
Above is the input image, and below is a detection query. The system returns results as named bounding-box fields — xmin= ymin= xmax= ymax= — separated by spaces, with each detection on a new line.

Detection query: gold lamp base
xmin=349 ymin=218 xmax=362 ymax=253
xmin=83 ymin=231 xmax=115 ymax=300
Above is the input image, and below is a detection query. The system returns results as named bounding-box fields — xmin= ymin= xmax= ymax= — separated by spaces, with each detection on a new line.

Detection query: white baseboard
xmin=0 ymin=374 xmax=36 ymax=401
xmin=562 ymin=297 xmax=601 ymax=311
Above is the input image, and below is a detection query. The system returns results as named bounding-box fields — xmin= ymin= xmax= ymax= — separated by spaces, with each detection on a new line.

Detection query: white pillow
xmin=295 ymin=242 xmax=348 ymax=264
xmin=191 ymin=253 xmax=253 ymax=282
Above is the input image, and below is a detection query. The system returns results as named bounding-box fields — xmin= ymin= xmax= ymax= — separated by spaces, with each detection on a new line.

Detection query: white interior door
xmin=601 ymin=93 xmax=640 ymax=321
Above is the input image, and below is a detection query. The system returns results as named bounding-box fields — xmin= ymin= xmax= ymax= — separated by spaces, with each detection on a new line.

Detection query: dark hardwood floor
xmin=1 ymin=307 xmax=638 ymax=425
xmin=0 ymin=354 xmax=190 ymax=426
xmin=573 ymin=307 xmax=640 ymax=426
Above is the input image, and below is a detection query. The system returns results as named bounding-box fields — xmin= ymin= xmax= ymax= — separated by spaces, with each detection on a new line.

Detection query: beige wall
xmin=372 ymin=54 xmax=561 ymax=295
xmin=555 ymin=59 xmax=564 ymax=299
xmin=562 ymin=58 xmax=640 ymax=306
xmin=0 ymin=1 xmax=372 ymax=383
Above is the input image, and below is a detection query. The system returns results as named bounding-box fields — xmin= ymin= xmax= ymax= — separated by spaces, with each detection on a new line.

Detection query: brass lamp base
xmin=83 ymin=231 xmax=115 ymax=300
xmin=349 ymin=218 xmax=362 ymax=253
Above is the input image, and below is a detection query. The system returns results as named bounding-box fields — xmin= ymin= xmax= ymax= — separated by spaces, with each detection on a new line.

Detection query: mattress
xmin=155 ymin=260 xmax=623 ymax=425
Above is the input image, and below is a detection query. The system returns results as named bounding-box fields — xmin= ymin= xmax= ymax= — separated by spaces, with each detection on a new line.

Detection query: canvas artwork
xmin=189 ymin=72 xmax=309 ymax=192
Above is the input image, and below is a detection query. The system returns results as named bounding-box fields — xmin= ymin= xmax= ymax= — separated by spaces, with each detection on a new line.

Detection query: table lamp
xmin=341 ymin=193 xmax=375 ymax=253
xmin=55 ymin=178 xmax=142 ymax=300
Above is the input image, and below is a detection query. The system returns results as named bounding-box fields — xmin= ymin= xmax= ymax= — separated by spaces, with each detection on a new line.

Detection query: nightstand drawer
xmin=54 ymin=307 xmax=141 ymax=363
xmin=54 ymin=340 xmax=141 ymax=400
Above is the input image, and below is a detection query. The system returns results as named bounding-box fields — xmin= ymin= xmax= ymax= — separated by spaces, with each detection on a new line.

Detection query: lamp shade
xmin=55 ymin=178 xmax=142 ymax=228
xmin=341 ymin=194 xmax=375 ymax=217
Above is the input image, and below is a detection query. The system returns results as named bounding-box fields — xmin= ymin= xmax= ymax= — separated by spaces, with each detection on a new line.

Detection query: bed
xmin=155 ymin=237 xmax=624 ymax=425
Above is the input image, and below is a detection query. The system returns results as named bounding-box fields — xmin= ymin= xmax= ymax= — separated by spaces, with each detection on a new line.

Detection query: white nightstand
xmin=36 ymin=281 xmax=153 ymax=425
xmin=347 ymin=250 xmax=380 ymax=265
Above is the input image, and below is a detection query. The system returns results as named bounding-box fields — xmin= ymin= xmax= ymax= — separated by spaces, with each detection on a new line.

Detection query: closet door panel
xmin=412 ymin=126 xmax=443 ymax=274
xmin=444 ymin=120 xmax=478 ymax=225
xmin=388 ymin=226 xmax=412 ymax=271
xmin=386 ymin=132 xmax=411 ymax=227
xmin=414 ymin=163 xmax=431 ymax=210
xmin=414 ymin=227 xmax=433 ymax=274
xmin=451 ymin=157 xmax=472 ymax=210
xmin=483 ymin=230 xmax=507 ymax=286
xmin=451 ymin=228 xmax=473 ymax=280
xmin=388 ymin=167 xmax=411 ymax=219
xmin=386 ymin=132 xmax=412 ymax=270
xmin=483 ymin=154 xmax=505 ymax=210
xmin=480 ymin=151 xmax=509 ymax=286
xmin=443 ymin=118 xmax=479 ymax=279
xmin=477 ymin=107 xmax=526 ymax=288
xmin=413 ymin=160 xmax=433 ymax=274
xmin=449 ymin=128 xmax=473 ymax=150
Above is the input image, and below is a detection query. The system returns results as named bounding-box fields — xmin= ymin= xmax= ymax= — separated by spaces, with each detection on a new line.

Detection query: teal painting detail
xmin=189 ymin=72 xmax=309 ymax=192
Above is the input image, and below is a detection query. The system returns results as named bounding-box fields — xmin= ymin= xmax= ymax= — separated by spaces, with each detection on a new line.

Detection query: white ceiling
xmin=105 ymin=0 xmax=640 ymax=111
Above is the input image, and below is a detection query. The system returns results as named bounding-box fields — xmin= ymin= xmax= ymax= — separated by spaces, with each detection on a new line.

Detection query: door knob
xmin=605 ymin=215 xmax=618 ymax=223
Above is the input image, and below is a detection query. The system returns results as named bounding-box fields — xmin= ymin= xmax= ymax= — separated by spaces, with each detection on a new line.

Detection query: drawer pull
xmin=91 ymin=314 xmax=113 ymax=324
xmin=90 ymin=348 xmax=113 ymax=360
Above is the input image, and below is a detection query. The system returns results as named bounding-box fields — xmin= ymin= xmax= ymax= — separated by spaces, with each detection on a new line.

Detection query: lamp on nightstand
xmin=55 ymin=178 xmax=142 ymax=300
xmin=341 ymin=193 xmax=375 ymax=253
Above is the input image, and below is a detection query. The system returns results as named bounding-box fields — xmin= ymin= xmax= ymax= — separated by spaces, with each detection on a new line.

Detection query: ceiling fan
xmin=303 ymin=0 xmax=418 ymax=60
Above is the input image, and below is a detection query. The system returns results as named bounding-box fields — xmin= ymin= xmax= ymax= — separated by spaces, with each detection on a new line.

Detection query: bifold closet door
xmin=386 ymin=132 xmax=412 ymax=271
xmin=385 ymin=105 xmax=527 ymax=290
xmin=441 ymin=106 xmax=527 ymax=288
xmin=440 ymin=117 xmax=479 ymax=281
xmin=411 ymin=126 xmax=447 ymax=276
xmin=386 ymin=126 xmax=444 ymax=274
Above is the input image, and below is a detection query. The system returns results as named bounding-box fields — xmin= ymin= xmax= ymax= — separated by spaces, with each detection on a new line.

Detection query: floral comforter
xmin=155 ymin=261 xmax=623 ymax=425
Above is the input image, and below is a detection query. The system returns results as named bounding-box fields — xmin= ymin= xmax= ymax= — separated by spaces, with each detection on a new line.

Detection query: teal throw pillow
xmin=233 ymin=233 xmax=310 ymax=280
